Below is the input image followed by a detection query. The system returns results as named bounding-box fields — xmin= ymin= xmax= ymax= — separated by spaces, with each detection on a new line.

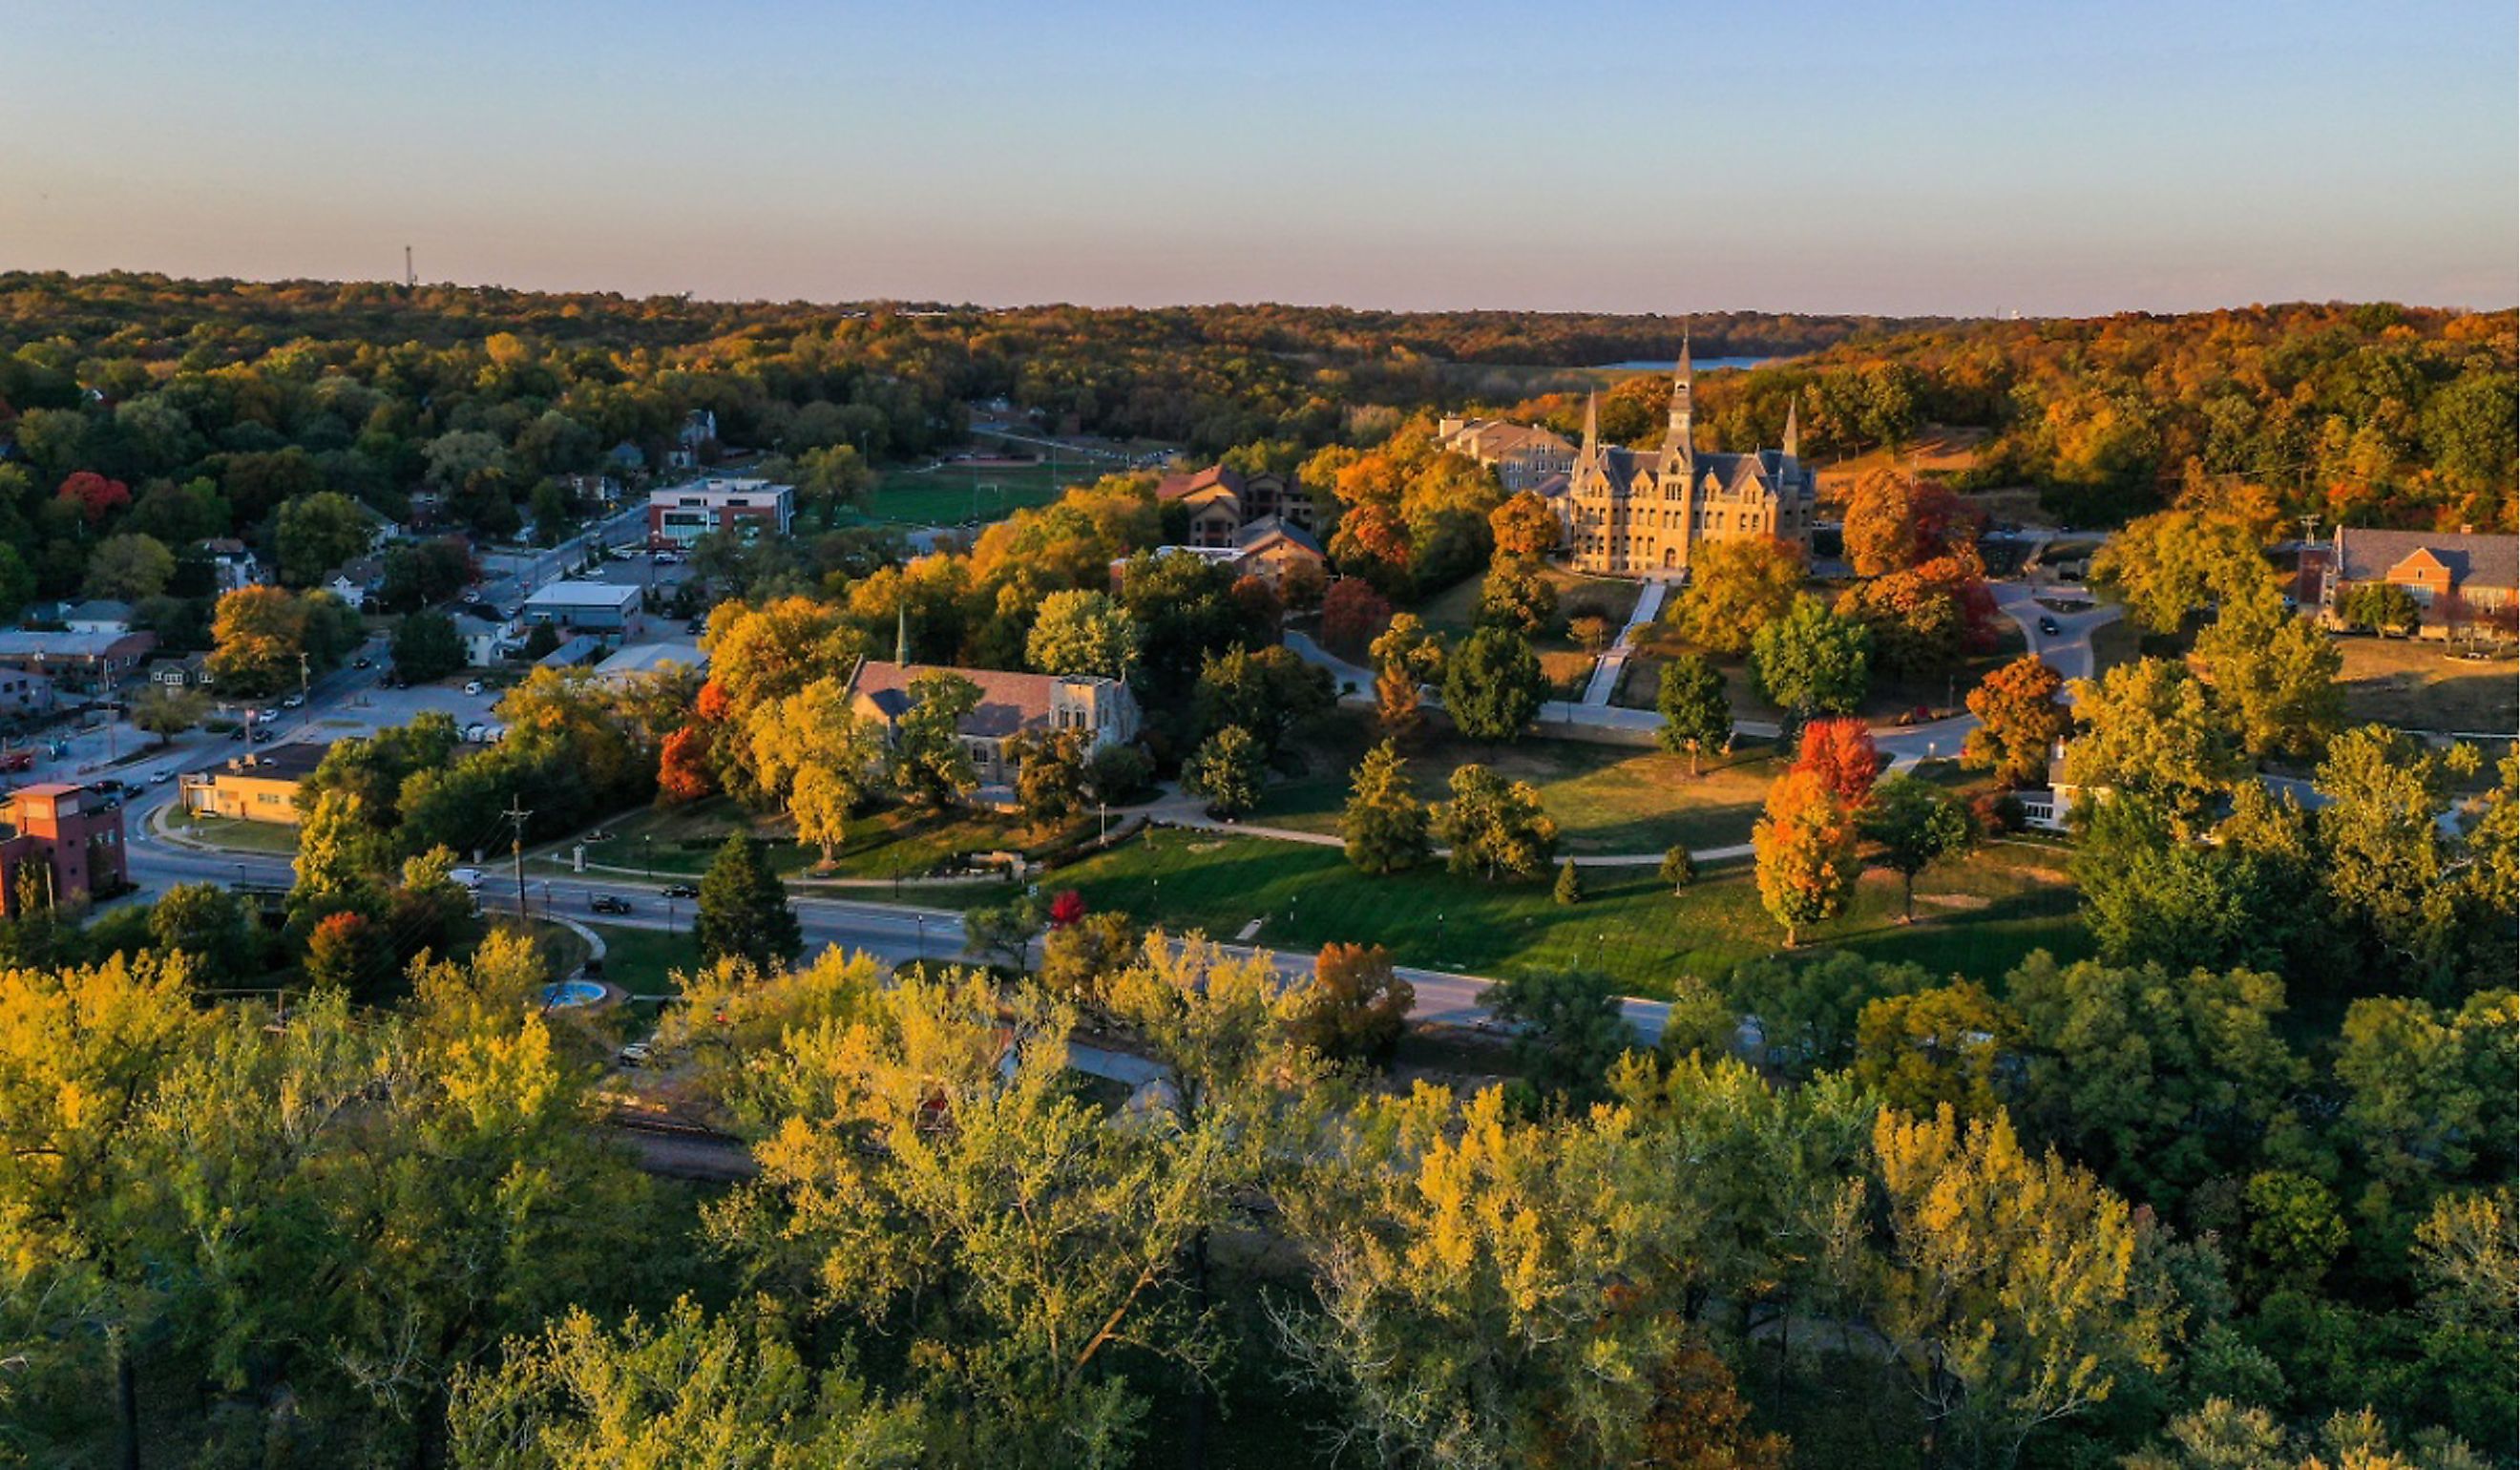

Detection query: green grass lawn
xmin=1023 ymin=826 xmax=2088 ymax=998
xmin=862 ymin=459 xmax=1082 ymax=526
xmin=550 ymin=797 xmax=1088 ymax=882
xmin=165 ymin=807 xmax=303 ymax=855
xmin=585 ymin=923 xmax=704 ymax=1006
xmin=1250 ymin=713 xmax=1785 ymax=855
xmin=1413 ymin=564 xmax=1641 ymax=639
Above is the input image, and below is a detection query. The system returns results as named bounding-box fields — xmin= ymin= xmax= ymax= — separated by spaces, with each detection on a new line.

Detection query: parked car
xmin=249 ymin=728 xmax=275 ymax=744
xmin=661 ymin=883 xmax=699 ymax=899
xmin=590 ymin=894 xmax=633 ymax=915
xmin=2036 ymin=615 xmax=2061 ymax=637
xmin=227 ymin=726 xmax=246 ymax=742
xmin=352 ymin=656 xmax=372 ymax=669
xmin=281 ymin=693 xmax=304 ymax=708
xmin=149 ymin=769 xmax=171 ymax=785
xmin=617 ymin=1041 xmax=652 ymax=1067
xmin=463 ymin=681 xmax=485 ymax=696
xmin=448 ymin=868 xmax=485 ymax=891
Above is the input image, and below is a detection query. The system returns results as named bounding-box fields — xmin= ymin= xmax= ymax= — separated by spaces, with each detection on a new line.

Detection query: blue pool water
xmin=538 ymin=979 xmax=606 ymax=1009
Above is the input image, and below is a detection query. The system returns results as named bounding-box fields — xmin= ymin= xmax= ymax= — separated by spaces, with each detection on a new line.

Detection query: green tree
xmin=129 ymin=683 xmax=206 ymax=746
xmin=1474 ymin=556 xmax=1557 ymax=634
xmin=80 ymin=532 xmax=176 ymax=601
xmin=1725 ymin=951 xmax=1922 ymax=1077
xmin=2006 ymin=952 xmax=2303 ymax=1210
xmin=1751 ymin=596 xmax=1871 ymax=721
xmin=2339 ymin=581 xmax=2421 ymax=636
xmin=1434 ymin=763 xmax=1559 ymax=880
xmin=1025 ymin=589 xmax=1141 ymax=680
xmin=1855 ymin=981 xmax=2025 ymax=1119
xmin=2063 ymin=659 xmax=2244 ymax=836
xmin=1488 ymin=969 xmax=1638 ymax=1104
xmin=1654 ymin=651 xmax=1732 ymax=774
xmin=1659 ymin=843 xmax=1697 ymax=890
xmin=287 ymin=789 xmax=393 ymax=931
xmin=2312 ymin=725 xmax=2460 ymax=973
xmin=1552 ymin=857 xmax=1584 ymax=905
xmin=274 ymin=490 xmax=375 ymax=587
xmin=1441 ymin=625 xmax=1544 ymax=742
xmin=2090 ymin=509 xmax=2278 ymax=634
xmin=146 ymin=881 xmax=257 ymax=984
xmin=890 ymin=670 xmax=981 ymax=808
xmin=696 ymin=834 xmax=803 ymax=970
xmin=1339 ymin=739 xmax=1430 ymax=874
xmin=2194 ymin=597 xmax=2343 ymax=758
xmin=1192 ymin=644 xmax=1334 ymax=755
xmin=1002 ymin=728 xmax=1088 ymax=831
xmin=1183 ymin=724 xmax=1266 ymax=818
xmin=1859 ymin=772 xmax=1976 ymax=920
xmin=391 ymin=608 xmax=468 ymax=683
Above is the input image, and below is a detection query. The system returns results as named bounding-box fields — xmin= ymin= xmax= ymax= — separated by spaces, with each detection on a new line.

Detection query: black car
xmin=2036 ymin=615 xmax=2062 ymax=637
xmin=660 ymin=883 xmax=699 ymax=899
xmin=590 ymin=894 xmax=633 ymax=915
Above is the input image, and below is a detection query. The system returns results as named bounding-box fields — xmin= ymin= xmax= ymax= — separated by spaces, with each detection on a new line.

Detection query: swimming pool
xmin=537 ymin=979 xmax=607 ymax=1009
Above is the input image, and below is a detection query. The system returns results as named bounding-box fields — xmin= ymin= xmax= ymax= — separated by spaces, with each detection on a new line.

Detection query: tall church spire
xmin=894 ymin=603 xmax=909 ymax=664
xmin=1782 ymin=396 xmax=1801 ymax=460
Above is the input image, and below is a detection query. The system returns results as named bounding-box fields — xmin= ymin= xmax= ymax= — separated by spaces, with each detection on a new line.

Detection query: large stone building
xmin=1434 ymin=418 xmax=1576 ymax=492
xmin=1565 ymin=344 xmax=1816 ymax=577
xmin=843 ymin=660 xmax=1141 ymax=793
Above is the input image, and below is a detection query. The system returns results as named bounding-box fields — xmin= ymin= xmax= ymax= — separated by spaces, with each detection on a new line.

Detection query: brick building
xmin=0 ymin=783 xmax=129 ymax=914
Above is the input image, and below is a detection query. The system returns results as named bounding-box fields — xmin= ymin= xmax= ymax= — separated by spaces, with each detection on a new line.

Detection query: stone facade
xmin=1565 ymin=344 xmax=1816 ymax=578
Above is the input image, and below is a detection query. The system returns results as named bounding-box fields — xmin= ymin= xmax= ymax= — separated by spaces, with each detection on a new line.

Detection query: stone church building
xmin=1565 ymin=343 xmax=1816 ymax=577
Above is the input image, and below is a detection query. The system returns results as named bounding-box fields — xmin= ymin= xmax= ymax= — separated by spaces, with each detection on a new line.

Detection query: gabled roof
xmin=1236 ymin=515 xmax=1324 ymax=557
xmin=64 ymin=599 xmax=133 ymax=623
xmin=2337 ymin=528 xmax=2517 ymax=590
xmin=846 ymin=660 xmax=1123 ymax=741
xmin=1156 ymin=466 xmax=1247 ymax=503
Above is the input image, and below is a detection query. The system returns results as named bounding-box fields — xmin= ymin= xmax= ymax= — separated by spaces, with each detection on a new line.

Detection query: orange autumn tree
xmin=1754 ymin=769 xmax=1861 ymax=948
xmin=657 ymin=725 xmax=715 ymax=804
xmin=1794 ymin=717 xmax=1882 ymax=809
xmin=1962 ymin=654 xmax=2071 ymax=786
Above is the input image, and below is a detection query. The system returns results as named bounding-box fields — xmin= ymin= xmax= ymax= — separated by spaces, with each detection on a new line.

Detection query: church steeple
xmin=1782 ymin=395 xmax=1801 ymax=460
xmin=894 ymin=603 xmax=909 ymax=664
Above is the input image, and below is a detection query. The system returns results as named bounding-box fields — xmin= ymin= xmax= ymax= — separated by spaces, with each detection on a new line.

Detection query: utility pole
xmin=503 ymin=796 xmax=533 ymax=922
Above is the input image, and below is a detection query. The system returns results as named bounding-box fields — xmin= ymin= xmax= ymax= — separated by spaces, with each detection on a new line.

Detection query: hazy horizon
xmin=6 ymin=0 xmax=2513 ymax=317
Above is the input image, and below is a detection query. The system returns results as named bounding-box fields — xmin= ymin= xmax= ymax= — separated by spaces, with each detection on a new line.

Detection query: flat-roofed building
xmin=0 ymin=782 xmax=128 ymax=912
xmin=521 ymin=579 xmax=641 ymax=631
xmin=647 ymin=477 xmax=794 ymax=548
xmin=180 ymin=743 xmax=332 ymax=826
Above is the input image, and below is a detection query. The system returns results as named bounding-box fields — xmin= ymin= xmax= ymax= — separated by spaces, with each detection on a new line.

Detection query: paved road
xmin=124 ymin=795 xmax=1676 ymax=1046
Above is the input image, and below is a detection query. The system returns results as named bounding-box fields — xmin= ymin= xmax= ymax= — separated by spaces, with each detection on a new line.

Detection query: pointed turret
xmin=1782 ymin=396 xmax=1801 ymax=460
xmin=894 ymin=603 xmax=909 ymax=665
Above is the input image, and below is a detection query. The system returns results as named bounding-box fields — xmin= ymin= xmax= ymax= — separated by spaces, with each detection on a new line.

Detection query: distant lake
xmin=1596 ymin=356 xmax=1776 ymax=372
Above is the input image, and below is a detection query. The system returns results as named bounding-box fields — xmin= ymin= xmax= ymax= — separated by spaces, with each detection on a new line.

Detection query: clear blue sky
xmin=3 ymin=0 xmax=2512 ymax=314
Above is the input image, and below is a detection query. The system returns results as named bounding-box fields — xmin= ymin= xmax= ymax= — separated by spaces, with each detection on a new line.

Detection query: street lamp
xmin=640 ymin=834 xmax=653 ymax=881
xmin=914 ymin=914 xmax=927 ymax=962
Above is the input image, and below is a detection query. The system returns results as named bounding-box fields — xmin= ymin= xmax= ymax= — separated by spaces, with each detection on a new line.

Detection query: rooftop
xmin=594 ymin=641 xmax=707 ymax=679
xmin=2335 ymin=527 xmax=2519 ymax=589
xmin=523 ymin=578 xmax=641 ymax=609
xmin=193 ymin=742 xmax=333 ymax=782
xmin=846 ymin=660 xmax=1119 ymax=740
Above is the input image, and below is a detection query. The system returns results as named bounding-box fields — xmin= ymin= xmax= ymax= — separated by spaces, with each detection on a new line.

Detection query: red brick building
xmin=0 ymin=783 xmax=129 ymax=914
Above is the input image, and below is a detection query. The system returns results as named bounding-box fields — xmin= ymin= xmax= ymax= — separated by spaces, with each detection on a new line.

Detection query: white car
xmin=281 ymin=693 xmax=304 ymax=708
xmin=463 ymin=681 xmax=485 ymax=696
xmin=448 ymin=868 xmax=485 ymax=891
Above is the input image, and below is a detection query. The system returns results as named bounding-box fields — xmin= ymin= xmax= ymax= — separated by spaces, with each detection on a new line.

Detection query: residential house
xmin=146 ymin=652 xmax=214 ymax=691
xmin=63 ymin=600 xmax=133 ymax=635
xmin=0 ymin=629 xmax=158 ymax=691
xmin=843 ymin=660 xmax=1141 ymax=793
xmin=326 ymin=556 xmax=386 ymax=611
xmin=667 ymin=409 xmax=720 ymax=470
xmin=452 ymin=611 xmax=518 ymax=668
xmin=179 ymin=743 xmax=332 ymax=826
xmin=199 ymin=538 xmax=262 ymax=593
xmin=1565 ymin=344 xmax=1816 ymax=577
xmin=0 ymin=783 xmax=128 ymax=914
xmin=2316 ymin=527 xmax=2518 ymax=637
xmin=1435 ymin=417 xmax=1578 ymax=493
xmin=1229 ymin=516 xmax=1328 ymax=590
